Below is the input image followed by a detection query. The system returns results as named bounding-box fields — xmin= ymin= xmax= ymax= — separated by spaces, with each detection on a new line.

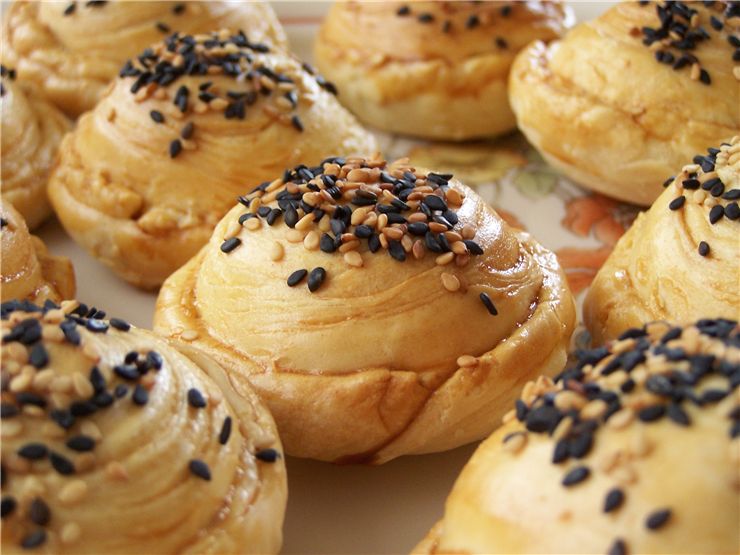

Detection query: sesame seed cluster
xmin=218 ymin=155 xmax=498 ymax=314
xmin=500 ymin=318 xmax=740 ymax=555
xmin=61 ymin=0 xmax=108 ymax=17
xmin=118 ymin=29 xmax=337 ymax=159
xmin=663 ymin=136 xmax=739 ymax=257
xmin=395 ymin=1 xmax=513 ymax=48
xmin=0 ymin=299 xmax=280 ymax=551
xmin=638 ymin=0 xmax=740 ymax=84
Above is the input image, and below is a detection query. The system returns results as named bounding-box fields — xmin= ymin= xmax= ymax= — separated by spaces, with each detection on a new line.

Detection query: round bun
xmin=415 ymin=318 xmax=740 ymax=555
xmin=1 ymin=68 xmax=70 ymax=230
xmin=154 ymin=154 xmax=576 ymax=463
xmin=584 ymin=136 xmax=740 ymax=345
xmin=1 ymin=200 xmax=75 ymax=304
xmin=314 ymin=1 xmax=573 ymax=141
xmin=509 ymin=1 xmax=740 ymax=206
xmin=0 ymin=299 xmax=286 ymax=554
xmin=47 ymin=30 xmax=378 ymax=290
xmin=1 ymin=0 xmax=287 ymax=117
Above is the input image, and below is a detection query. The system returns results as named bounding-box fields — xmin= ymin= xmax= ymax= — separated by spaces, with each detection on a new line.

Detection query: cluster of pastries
xmin=1 ymin=0 xmax=739 ymax=553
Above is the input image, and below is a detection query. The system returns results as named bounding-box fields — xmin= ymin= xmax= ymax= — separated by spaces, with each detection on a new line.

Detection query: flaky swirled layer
xmin=0 ymin=201 xmax=75 ymax=303
xmin=0 ymin=301 xmax=286 ymax=554
xmin=314 ymin=1 xmax=572 ymax=140
xmin=509 ymin=1 xmax=740 ymax=205
xmin=1 ymin=77 xmax=70 ymax=229
xmin=1 ymin=1 xmax=287 ymax=117
xmin=584 ymin=137 xmax=740 ymax=344
xmin=155 ymin=164 xmax=575 ymax=463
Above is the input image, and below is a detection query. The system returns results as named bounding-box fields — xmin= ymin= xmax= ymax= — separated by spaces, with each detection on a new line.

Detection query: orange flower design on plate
xmin=557 ymin=194 xmax=639 ymax=295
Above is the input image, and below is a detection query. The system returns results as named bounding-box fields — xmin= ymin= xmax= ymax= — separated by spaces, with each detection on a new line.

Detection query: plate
xmin=34 ymin=3 xmax=622 ymax=553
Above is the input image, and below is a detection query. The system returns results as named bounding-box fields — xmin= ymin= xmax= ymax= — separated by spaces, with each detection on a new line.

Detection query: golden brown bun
xmin=154 ymin=155 xmax=576 ymax=463
xmin=314 ymin=1 xmax=573 ymax=141
xmin=1 ymin=72 xmax=70 ymax=230
xmin=1 ymin=1 xmax=287 ymax=117
xmin=1 ymin=201 xmax=75 ymax=304
xmin=0 ymin=300 xmax=286 ymax=554
xmin=415 ymin=319 xmax=740 ymax=555
xmin=47 ymin=31 xmax=379 ymax=290
xmin=509 ymin=1 xmax=740 ymax=206
xmin=584 ymin=136 xmax=740 ymax=345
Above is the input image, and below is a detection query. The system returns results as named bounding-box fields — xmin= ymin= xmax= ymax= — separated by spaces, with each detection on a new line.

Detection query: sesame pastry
xmin=1 ymin=201 xmax=75 ymax=304
xmin=584 ymin=137 xmax=740 ymax=345
xmin=414 ymin=318 xmax=740 ymax=555
xmin=1 ymin=0 xmax=288 ymax=118
xmin=509 ymin=0 xmax=740 ymax=206
xmin=0 ymin=66 xmax=70 ymax=230
xmin=314 ymin=1 xmax=573 ymax=141
xmin=0 ymin=299 xmax=287 ymax=554
xmin=47 ymin=30 xmax=378 ymax=290
xmin=154 ymin=155 xmax=576 ymax=463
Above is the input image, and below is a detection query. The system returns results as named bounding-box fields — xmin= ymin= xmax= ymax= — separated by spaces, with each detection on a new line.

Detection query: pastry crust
xmin=0 ymin=300 xmax=287 ymax=554
xmin=154 ymin=156 xmax=575 ymax=463
xmin=314 ymin=1 xmax=573 ymax=141
xmin=584 ymin=136 xmax=740 ymax=345
xmin=509 ymin=1 xmax=740 ymax=206
xmin=414 ymin=319 xmax=740 ymax=555
xmin=1 ymin=73 xmax=71 ymax=230
xmin=47 ymin=31 xmax=378 ymax=290
xmin=0 ymin=200 xmax=75 ymax=303
xmin=1 ymin=0 xmax=288 ymax=117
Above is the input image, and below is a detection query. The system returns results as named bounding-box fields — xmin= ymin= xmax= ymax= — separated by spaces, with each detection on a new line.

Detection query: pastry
xmin=47 ymin=30 xmax=379 ymax=290
xmin=154 ymin=154 xmax=576 ymax=463
xmin=0 ymin=299 xmax=287 ymax=554
xmin=584 ymin=137 xmax=740 ymax=345
xmin=1 ymin=200 xmax=75 ymax=304
xmin=1 ymin=65 xmax=70 ymax=230
xmin=1 ymin=0 xmax=288 ymax=117
xmin=414 ymin=318 xmax=740 ymax=555
xmin=314 ymin=1 xmax=573 ymax=141
xmin=509 ymin=1 xmax=740 ymax=206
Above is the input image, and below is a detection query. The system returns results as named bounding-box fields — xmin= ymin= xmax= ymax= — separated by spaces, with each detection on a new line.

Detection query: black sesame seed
xmin=638 ymin=404 xmax=665 ymax=422
xmin=725 ymin=202 xmax=739 ymax=220
xmin=607 ymin=538 xmax=627 ymax=555
xmin=181 ymin=121 xmax=194 ymax=140
xmin=604 ymin=488 xmax=625 ymax=513
xmin=173 ymin=3 xmax=185 ymax=14
xmin=132 ymin=384 xmax=149 ymax=405
xmin=552 ymin=440 xmax=569 ymax=464
xmin=49 ymin=451 xmax=75 ymax=475
xmin=219 ymin=416 xmax=232 ymax=445
xmin=1 ymin=496 xmax=16 ymax=518
xmin=422 ymin=195 xmax=447 ymax=212
xmin=307 ymin=267 xmax=326 ymax=292
xmin=0 ymin=403 xmax=18 ymax=419
xmin=397 ymin=5 xmax=410 ymax=16
xmin=156 ymin=21 xmax=170 ymax=33
xmin=368 ymin=233 xmax=381 ymax=253
xmin=710 ymin=15 xmax=723 ymax=30
xmin=188 ymin=459 xmax=211 ymax=480
xmin=266 ymin=208 xmax=282 ymax=226
xmin=668 ymin=196 xmax=686 ymax=210
xmin=418 ymin=12 xmax=434 ymax=23
xmin=724 ymin=189 xmax=740 ymax=201
xmin=568 ymin=432 xmax=594 ymax=458
xmin=114 ymin=364 xmax=139 ymax=381
xmin=646 ymin=508 xmax=671 ymax=530
xmin=660 ymin=327 xmax=682 ymax=343
xmin=21 ymin=529 xmax=46 ymax=549
xmin=500 ymin=5 xmax=512 ymax=16
xmin=109 ymin=318 xmax=130 ymax=331
xmin=699 ymin=68 xmax=710 ymax=85
xmin=114 ymin=384 xmax=129 ymax=398
xmin=526 ymin=404 xmax=561 ymax=434
xmin=255 ymin=448 xmax=280 ymax=463
xmin=465 ymin=14 xmax=480 ymax=29
xmin=698 ymin=241 xmax=710 ymax=256
xmin=290 ymin=115 xmax=304 ymax=132
xmin=646 ymin=374 xmax=673 ymax=396
xmin=220 ymin=237 xmax=241 ymax=253
xmin=709 ymin=204 xmax=724 ymax=224
xmin=63 ymin=3 xmax=76 ymax=15
xmin=666 ymin=403 xmax=691 ymax=426
xmin=562 ymin=465 xmax=590 ymax=487
xmin=28 ymin=344 xmax=49 ymax=368
xmin=18 ymin=443 xmax=48 ymax=460
xmin=188 ymin=388 xmax=207 ymax=408
xmin=681 ymin=178 xmax=700 ymax=190
xmin=479 ymin=292 xmax=498 ymax=315
xmin=70 ymin=400 xmax=97 ymax=417
xmin=66 ymin=435 xmax=95 ymax=452
xmin=388 ymin=240 xmax=406 ymax=262
xmin=86 ymin=319 xmax=109 ymax=333
xmin=49 ymin=409 xmax=75 ymax=429
xmin=495 ymin=37 xmax=508 ymax=49
xmin=464 ymin=240 xmax=483 ymax=255
xmin=169 ymin=139 xmax=182 ymax=158
xmin=287 ymin=269 xmax=307 ymax=287
xmin=150 ymin=110 xmax=165 ymax=123
xmin=28 ymin=497 xmax=51 ymax=526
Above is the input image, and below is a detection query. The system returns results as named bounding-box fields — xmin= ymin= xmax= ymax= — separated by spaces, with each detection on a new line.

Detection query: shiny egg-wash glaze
xmin=155 ymin=155 xmax=576 ymax=463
